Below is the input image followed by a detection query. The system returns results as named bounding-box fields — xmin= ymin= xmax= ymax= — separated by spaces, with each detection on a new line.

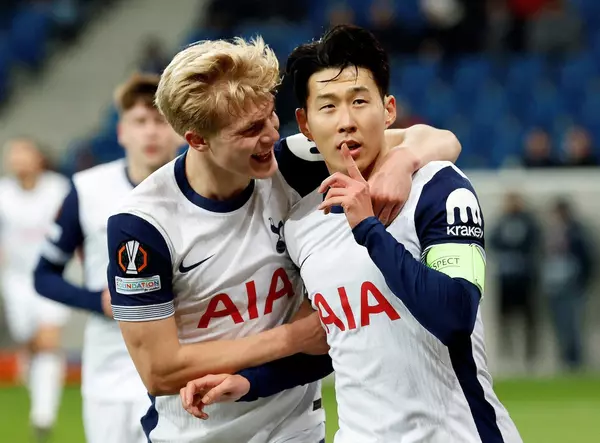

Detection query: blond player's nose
xmin=261 ymin=118 xmax=280 ymax=144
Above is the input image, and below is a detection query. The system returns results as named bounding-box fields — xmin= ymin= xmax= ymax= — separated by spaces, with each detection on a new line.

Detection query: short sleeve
xmin=107 ymin=213 xmax=175 ymax=322
xmin=40 ymin=183 xmax=84 ymax=266
xmin=414 ymin=166 xmax=485 ymax=251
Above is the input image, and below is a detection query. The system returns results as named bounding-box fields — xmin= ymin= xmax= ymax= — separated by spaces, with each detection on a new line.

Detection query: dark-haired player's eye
xmin=353 ymin=99 xmax=367 ymax=105
xmin=320 ymin=104 xmax=334 ymax=111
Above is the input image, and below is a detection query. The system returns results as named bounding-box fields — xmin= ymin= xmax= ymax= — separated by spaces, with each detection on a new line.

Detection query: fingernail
xmin=202 ymin=395 xmax=211 ymax=404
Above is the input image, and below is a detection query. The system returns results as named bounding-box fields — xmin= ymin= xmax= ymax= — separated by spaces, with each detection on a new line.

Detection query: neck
xmin=367 ymin=144 xmax=391 ymax=178
xmin=127 ymin=160 xmax=156 ymax=186
xmin=18 ymin=174 xmax=40 ymax=190
xmin=186 ymin=149 xmax=252 ymax=201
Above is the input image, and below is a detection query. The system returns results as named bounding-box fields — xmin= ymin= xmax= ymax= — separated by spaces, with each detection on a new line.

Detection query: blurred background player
xmin=490 ymin=191 xmax=541 ymax=370
xmin=0 ymin=137 xmax=70 ymax=442
xmin=33 ymin=73 xmax=183 ymax=443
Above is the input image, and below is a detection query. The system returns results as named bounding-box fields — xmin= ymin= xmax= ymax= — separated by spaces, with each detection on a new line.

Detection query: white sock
xmin=28 ymin=352 xmax=65 ymax=429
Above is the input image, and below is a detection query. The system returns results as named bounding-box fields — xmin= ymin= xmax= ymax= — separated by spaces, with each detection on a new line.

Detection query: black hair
xmin=285 ymin=24 xmax=390 ymax=109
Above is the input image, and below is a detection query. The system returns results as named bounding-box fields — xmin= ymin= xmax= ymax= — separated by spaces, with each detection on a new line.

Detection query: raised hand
xmin=318 ymin=143 xmax=375 ymax=228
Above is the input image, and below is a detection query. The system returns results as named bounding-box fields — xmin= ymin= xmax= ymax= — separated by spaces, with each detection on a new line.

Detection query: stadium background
xmin=0 ymin=0 xmax=599 ymax=441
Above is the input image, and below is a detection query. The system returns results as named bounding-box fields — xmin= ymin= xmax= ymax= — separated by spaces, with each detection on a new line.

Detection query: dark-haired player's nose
xmin=337 ymin=108 xmax=357 ymax=135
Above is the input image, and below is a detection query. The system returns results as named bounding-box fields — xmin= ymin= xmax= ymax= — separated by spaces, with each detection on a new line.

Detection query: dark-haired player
xmin=182 ymin=25 xmax=523 ymax=443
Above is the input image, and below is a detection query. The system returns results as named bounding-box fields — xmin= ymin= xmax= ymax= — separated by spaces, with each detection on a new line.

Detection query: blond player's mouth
xmin=251 ymin=151 xmax=272 ymax=163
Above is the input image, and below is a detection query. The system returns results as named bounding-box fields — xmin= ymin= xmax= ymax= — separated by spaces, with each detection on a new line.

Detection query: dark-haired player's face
xmin=297 ymin=66 xmax=395 ymax=175
xmin=118 ymin=102 xmax=182 ymax=171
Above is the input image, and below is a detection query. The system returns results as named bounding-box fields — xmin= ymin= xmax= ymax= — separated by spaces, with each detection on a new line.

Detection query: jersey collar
xmin=174 ymin=152 xmax=255 ymax=213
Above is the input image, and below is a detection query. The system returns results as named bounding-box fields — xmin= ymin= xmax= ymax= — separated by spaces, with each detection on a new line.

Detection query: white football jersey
xmin=0 ymin=172 xmax=69 ymax=275
xmin=41 ymin=160 xmax=147 ymax=401
xmin=107 ymin=149 xmax=325 ymax=443
xmin=285 ymin=161 xmax=522 ymax=443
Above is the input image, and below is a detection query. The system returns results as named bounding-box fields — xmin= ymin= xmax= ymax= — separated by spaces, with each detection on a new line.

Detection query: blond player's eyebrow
xmin=238 ymin=103 xmax=276 ymax=134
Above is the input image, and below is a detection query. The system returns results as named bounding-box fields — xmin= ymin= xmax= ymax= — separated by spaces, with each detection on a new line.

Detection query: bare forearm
xmin=133 ymin=324 xmax=297 ymax=396
xmin=399 ymin=124 xmax=461 ymax=169
xmin=385 ymin=125 xmax=461 ymax=171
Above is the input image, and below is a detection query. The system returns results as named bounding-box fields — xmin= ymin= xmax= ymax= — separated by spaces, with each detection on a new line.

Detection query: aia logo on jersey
xmin=269 ymin=217 xmax=286 ymax=254
xmin=314 ymin=281 xmax=401 ymax=333
xmin=196 ymin=267 xmax=294 ymax=328
xmin=117 ymin=240 xmax=148 ymax=275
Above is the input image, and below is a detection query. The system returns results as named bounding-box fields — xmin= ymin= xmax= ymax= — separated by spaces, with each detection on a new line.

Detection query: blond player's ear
xmin=185 ymin=131 xmax=210 ymax=153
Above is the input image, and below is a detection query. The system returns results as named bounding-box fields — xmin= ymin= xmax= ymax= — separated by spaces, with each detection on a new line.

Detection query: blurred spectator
xmin=328 ymin=2 xmax=355 ymax=27
xmin=490 ymin=192 xmax=540 ymax=368
xmin=389 ymin=99 xmax=427 ymax=129
xmin=562 ymin=126 xmax=598 ymax=167
xmin=527 ymin=0 xmax=582 ymax=57
xmin=421 ymin=0 xmax=487 ymax=55
xmin=541 ymin=199 xmax=594 ymax=371
xmin=204 ymin=0 xmax=309 ymax=34
xmin=369 ymin=0 xmax=420 ymax=54
xmin=486 ymin=0 xmax=512 ymax=54
xmin=49 ymin=0 xmax=81 ymax=41
xmin=506 ymin=0 xmax=548 ymax=52
xmin=137 ymin=37 xmax=169 ymax=75
xmin=522 ymin=128 xmax=560 ymax=167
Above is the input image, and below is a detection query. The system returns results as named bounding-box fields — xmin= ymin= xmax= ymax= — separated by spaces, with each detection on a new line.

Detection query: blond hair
xmin=156 ymin=37 xmax=280 ymax=137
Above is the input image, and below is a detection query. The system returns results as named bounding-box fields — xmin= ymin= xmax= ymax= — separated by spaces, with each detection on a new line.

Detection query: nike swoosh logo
xmin=178 ymin=255 xmax=214 ymax=273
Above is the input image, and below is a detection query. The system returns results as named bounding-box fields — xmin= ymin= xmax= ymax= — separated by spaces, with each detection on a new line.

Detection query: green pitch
xmin=0 ymin=376 xmax=598 ymax=442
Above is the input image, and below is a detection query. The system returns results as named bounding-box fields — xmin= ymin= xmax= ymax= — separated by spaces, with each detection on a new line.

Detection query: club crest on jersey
xmin=117 ymin=240 xmax=148 ymax=275
xmin=269 ymin=218 xmax=286 ymax=254
xmin=445 ymin=188 xmax=483 ymax=239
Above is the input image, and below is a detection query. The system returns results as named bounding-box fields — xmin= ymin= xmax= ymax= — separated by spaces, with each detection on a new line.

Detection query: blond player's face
xmin=118 ymin=103 xmax=182 ymax=170
xmin=206 ymin=97 xmax=281 ymax=180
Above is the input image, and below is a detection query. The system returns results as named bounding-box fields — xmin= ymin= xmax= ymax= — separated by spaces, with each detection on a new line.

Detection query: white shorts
xmin=272 ymin=422 xmax=325 ymax=443
xmin=83 ymin=397 xmax=151 ymax=443
xmin=1 ymin=273 xmax=70 ymax=343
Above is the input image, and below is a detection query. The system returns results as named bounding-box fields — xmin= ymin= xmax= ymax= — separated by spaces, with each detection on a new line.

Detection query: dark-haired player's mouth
xmin=338 ymin=141 xmax=361 ymax=150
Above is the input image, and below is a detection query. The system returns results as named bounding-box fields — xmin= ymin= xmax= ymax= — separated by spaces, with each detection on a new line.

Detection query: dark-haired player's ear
xmin=295 ymin=108 xmax=313 ymax=141
xmin=384 ymin=95 xmax=397 ymax=128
